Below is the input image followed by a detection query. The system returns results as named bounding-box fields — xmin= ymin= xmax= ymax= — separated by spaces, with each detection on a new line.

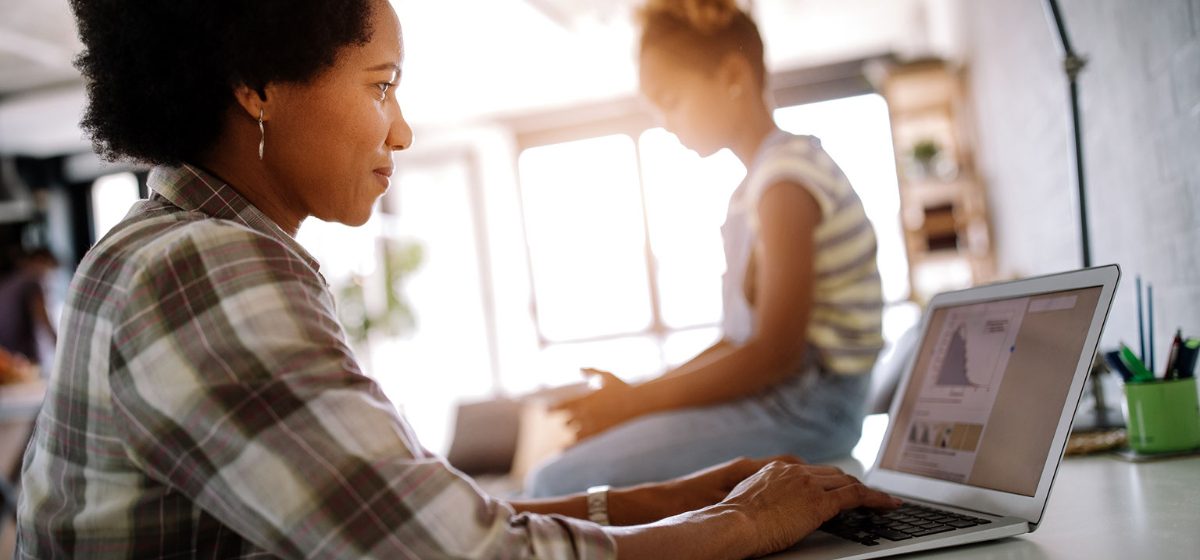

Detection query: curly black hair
xmin=70 ymin=0 xmax=375 ymax=165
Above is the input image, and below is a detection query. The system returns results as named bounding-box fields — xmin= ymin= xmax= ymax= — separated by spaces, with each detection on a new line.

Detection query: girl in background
xmin=530 ymin=0 xmax=884 ymax=497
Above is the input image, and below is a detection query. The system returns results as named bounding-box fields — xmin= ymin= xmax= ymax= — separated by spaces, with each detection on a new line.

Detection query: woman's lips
xmin=373 ymin=167 xmax=393 ymax=188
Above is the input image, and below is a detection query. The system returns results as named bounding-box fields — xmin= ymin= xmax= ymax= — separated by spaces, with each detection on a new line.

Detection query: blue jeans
xmin=524 ymin=359 xmax=870 ymax=498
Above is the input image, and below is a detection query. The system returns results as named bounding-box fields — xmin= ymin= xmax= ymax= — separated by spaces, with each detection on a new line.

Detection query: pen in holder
xmin=1122 ymin=377 xmax=1200 ymax=454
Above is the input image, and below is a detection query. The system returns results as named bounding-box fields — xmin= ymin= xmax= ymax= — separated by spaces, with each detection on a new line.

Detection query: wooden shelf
xmin=881 ymin=59 xmax=996 ymax=304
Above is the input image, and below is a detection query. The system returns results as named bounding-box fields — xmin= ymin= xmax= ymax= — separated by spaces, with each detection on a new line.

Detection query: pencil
xmin=1136 ymin=276 xmax=1145 ymax=362
xmin=1147 ymin=283 xmax=1155 ymax=374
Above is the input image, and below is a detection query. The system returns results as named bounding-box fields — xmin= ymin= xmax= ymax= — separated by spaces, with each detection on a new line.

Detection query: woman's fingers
xmin=825 ymin=480 xmax=902 ymax=511
xmin=788 ymin=467 xmax=895 ymax=504
xmin=755 ymin=461 xmax=846 ymax=479
xmin=808 ymin=472 xmax=864 ymax=490
xmin=719 ymin=455 xmax=808 ymax=478
xmin=794 ymin=464 xmax=843 ymax=476
xmin=753 ymin=462 xmax=900 ymax=511
xmin=715 ymin=461 xmax=846 ymax=496
xmin=762 ymin=454 xmax=807 ymax=465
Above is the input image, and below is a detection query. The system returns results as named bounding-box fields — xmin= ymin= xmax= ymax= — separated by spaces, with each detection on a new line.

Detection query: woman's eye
xmin=376 ymin=82 xmax=392 ymax=99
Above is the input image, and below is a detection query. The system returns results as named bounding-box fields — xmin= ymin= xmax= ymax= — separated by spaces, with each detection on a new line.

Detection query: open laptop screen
xmin=878 ymin=286 xmax=1104 ymax=497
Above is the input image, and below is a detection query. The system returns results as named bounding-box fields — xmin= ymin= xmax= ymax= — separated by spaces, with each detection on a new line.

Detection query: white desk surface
xmin=917 ymin=454 xmax=1200 ymax=559
xmin=834 ymin=415 xmax=1200 ymax=559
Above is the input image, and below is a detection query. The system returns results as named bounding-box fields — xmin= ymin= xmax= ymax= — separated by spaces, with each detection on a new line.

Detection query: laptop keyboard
xmin=820 ymin=503 xmax=992 ymax=546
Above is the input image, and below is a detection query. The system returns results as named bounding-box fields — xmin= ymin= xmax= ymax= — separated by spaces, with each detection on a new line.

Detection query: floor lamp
xmin=1042 ymin=0 xmax=1092 ymax=268
xmin=1042 ymin=0 xmax=1117 ymax=431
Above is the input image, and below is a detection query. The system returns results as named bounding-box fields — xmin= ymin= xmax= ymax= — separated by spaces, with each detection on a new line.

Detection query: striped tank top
xmin=720 ymin=130 xmax=884 ymax=375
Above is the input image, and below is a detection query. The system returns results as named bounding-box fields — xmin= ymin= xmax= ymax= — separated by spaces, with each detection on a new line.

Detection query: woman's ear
xmin=232 ymin=84 xmax=269 ymax=121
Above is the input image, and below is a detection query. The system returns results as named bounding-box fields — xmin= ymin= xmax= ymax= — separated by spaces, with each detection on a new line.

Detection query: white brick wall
xmin=963 ymin=0 xmax=1200 ymax=353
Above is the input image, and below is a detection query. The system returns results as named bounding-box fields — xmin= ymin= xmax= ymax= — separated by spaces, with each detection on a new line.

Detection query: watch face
xmin=586 ymin=485 xmax=611 ymax=525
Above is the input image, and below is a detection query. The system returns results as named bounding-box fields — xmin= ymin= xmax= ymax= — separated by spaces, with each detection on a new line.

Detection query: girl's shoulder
xmin=741 ymin=133 xmax=850 ymax=216
xmin=753 ymin=134 xmax=833 ymax=176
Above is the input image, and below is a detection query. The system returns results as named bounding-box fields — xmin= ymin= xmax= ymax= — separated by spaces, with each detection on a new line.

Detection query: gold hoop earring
xmin=257 ymin=109 xmax=265 ymax=161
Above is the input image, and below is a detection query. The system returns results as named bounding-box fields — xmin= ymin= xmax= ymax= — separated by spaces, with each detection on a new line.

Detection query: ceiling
xmin=0 ymin=0 xmax=963 ymax=156
xmin=0 ymin=0 xmax=80 ymax=95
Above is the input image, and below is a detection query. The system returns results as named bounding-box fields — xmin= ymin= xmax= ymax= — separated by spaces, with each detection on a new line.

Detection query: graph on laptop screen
xmin=879 ymin=286 xmax=1104 ymax=497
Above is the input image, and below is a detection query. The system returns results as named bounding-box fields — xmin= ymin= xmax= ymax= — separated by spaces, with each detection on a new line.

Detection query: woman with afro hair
xmin=17 ymin=0 xmax=896 ymax=558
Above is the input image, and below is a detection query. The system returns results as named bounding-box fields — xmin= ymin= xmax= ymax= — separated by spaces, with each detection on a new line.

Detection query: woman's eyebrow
xmin=364 ymin=62 xmax=401 ymax=74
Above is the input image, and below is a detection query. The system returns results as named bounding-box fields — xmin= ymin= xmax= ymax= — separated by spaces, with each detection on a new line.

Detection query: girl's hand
xmin=551 ymin=368 xmax=640 ymax=441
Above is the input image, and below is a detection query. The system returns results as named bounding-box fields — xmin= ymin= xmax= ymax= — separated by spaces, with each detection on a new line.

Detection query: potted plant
xmin=908 ymin=139 xmax=958 ymax=181
xmin=911 ymin=140 xmax=940 ymax=177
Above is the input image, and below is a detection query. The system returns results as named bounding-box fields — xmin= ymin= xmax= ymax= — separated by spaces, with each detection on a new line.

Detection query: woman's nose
xmin=388 ymin=107 xmax=414 ymax=151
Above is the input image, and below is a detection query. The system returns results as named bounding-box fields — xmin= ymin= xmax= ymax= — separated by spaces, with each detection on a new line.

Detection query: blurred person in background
xmin=0 ymin=347 xmax=37 ymax=385
xmin=0 ymin=246 xmax=59 ymax=372
xmin=529 ymin=0 xmax=884 ymax=497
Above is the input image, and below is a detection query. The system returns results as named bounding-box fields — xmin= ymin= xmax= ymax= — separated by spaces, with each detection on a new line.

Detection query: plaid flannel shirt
xmin=17 ymin=164 xmax=615 ymax=559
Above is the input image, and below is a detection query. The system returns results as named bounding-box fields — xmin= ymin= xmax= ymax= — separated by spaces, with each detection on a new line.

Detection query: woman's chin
xmin=318 ymin=207 xmax=375 ymax=228
xmin=344 ymin=211 xmax=374 ymax=227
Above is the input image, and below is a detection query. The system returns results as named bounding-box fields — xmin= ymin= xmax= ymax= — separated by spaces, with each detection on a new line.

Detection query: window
xmin=90 ymin=172 xmax=140 ymax=241
xmin=638 ymin=128 xmax=744 ymax=330
xmin=518 ymin=135 xmax=653 ymax=342
xmin=516 ymin=129 xmax=743 ymax=385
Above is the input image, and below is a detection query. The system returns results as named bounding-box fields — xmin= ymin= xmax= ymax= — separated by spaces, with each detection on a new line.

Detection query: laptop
xmin=771 ymin=264 xmax=1120 ymax=559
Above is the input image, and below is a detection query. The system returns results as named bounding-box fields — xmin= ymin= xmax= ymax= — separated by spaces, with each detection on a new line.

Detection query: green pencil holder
xmin=1122 ymin=377 xmax=1200 ymax=454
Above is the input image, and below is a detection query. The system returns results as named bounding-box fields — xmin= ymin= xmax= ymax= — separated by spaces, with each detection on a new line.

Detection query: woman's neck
xmin=195 ymin=151 xmax=305 ymax=237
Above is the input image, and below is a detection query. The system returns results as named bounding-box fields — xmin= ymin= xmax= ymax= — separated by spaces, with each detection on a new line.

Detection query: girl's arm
xmin=660 ymin=339 xmax=735 ymax=379
xmin=631 ymin=180 xmax=819 ymax=414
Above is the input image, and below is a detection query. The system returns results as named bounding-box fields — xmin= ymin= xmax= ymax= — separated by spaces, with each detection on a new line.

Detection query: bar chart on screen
xmin=928 ymin=300 xmax=1027 ymax=397
xmin=895 ymin=299 xmax=1031 ymax=480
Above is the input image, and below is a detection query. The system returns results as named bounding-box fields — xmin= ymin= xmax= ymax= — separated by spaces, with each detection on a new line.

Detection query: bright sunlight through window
xmin=518 ymin=135 xmax=654 ymax=342
xmin=90 ymin=172 xmax=140 ymax=241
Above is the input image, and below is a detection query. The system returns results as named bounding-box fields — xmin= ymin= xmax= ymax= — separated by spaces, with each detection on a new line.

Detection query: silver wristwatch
xmin=586 ymin=484 xmax=611 ymax=526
